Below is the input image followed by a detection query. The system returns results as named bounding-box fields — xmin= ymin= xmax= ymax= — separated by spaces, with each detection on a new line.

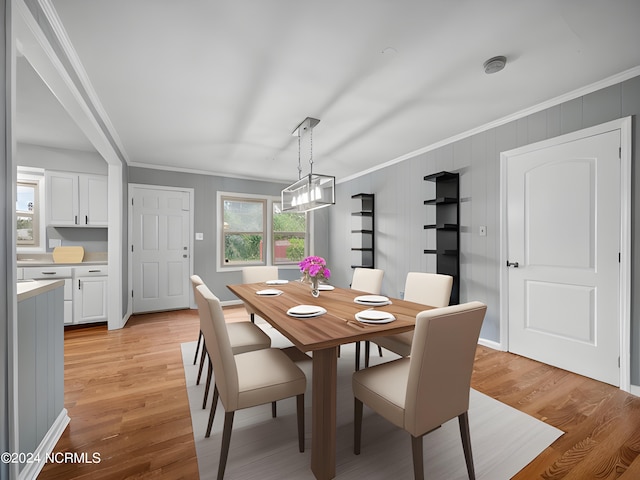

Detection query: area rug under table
xmin=181 ymin=324 xmax=563 ymax=479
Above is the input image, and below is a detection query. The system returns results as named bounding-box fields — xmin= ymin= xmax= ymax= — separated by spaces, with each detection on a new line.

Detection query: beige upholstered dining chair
xmin=350 ymin=268 xmax=384 ymax=370
xmin=190 ymin=275 xmax=271 ymax=411
xmin=366 ymin=272 xmax=453 ymax=365
xmin=353 ymin=301 xmax=487 ymax=480
xmin=241 ymin=266 xmax=279 ymax=323
xmin=195 ymin=284 xmax=307 ymax=480
xmin=351 ymin=267 xmax=384 ymax=294
xmin=191 ymin=275 xmax=206 ymax=367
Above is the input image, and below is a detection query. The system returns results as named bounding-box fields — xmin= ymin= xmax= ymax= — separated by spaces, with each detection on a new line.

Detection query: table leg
xmin=311 ymin=346 xmax=338 ymax=480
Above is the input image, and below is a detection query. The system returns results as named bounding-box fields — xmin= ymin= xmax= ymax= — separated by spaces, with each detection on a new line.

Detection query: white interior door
xmin=506 ymin=129 xmax=621 ymax=386
xmin=132 ymin=186 xmax=191 ymax=313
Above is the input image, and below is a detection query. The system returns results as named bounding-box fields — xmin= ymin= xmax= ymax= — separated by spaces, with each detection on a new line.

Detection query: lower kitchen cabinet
xmin=22 ymin=265 xmax=108 ymax=324
xmin=74 ymin=266 xmax=108 ymax=324
xmin=22 ymin=267 xmax=73 ymax=324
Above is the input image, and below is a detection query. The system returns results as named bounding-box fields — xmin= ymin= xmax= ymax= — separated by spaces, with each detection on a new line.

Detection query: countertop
xmin=17 ymin=280 xmax=65 ymax=302
xmin=17 ymin=252 xmax=107 ymax=267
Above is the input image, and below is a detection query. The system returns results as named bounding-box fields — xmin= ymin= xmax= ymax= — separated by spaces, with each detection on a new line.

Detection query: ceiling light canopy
xmin=483 ymin=55 xmax=507 ymax=74
xmin=281 ymin=117 xmax=335 ymax=213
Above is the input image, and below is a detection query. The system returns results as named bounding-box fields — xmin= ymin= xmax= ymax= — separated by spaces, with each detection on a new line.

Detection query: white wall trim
xmin=478 ymin=338 xmax=503 ymax=351
xmin=499 ymin=116 xmax=632 ymax=392
xmin=107 ymin=163 xmax=123 ymax=330
xmin=17 ymin=409 xmax=70 ymax=480
xmin=36 ymin=0 xmax=129 ymax=164
xmin=339 ymin=66 xmax=640 ymax=185
xmin=15 ymin=0 xmax=125 ymax=331
xmin=128 ymin=160 xmax=292 ymax=185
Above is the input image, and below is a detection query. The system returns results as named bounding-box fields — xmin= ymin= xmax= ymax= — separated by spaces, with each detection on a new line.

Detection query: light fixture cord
xmin=297 ymin=129 xmax=302 ymax=180
xmin=309 ymin=125 xmax=314 ymax=175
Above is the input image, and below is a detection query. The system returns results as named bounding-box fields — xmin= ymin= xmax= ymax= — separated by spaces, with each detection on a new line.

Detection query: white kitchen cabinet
xmin=22 ymin=267 xmax=73 ymax=324
xmin=74 ymin=266 xmax=108 ymax=324
xmin=46 ymin=171 xmax=108 ymax=227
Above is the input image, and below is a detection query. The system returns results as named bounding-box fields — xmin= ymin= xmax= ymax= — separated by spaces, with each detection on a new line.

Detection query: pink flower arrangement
xmin=299 ymin=256 xmax=331 ymax=281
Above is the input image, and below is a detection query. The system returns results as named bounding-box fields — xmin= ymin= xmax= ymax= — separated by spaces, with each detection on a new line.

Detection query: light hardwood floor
xmin=39 ymin=307 xmax=640 ymax=479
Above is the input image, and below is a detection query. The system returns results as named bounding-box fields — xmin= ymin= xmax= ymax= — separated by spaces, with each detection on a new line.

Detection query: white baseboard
xmin=630 ymin=384 xmax=640 ymax=398
xmin=19 ymin=408 xmax=70 ymax=480
xmin=478 ymin=337 xmax=504 ymax=351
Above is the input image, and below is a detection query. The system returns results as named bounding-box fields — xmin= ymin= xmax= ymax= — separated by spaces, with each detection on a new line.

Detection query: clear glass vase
xmin=310 ymin=276 xmax=320 ymax=298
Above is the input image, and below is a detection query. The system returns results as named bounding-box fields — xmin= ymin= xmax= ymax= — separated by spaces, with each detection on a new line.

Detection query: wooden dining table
xmin=227 ymin=280 xmax=434 ymax=480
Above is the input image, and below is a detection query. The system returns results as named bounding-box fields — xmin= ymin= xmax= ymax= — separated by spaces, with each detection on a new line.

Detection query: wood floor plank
xmin=38 ymin=308 xmax=640 ymax=479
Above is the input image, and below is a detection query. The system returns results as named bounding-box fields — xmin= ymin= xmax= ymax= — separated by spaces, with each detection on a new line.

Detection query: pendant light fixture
xmin=281 ymin=117 xmax=335 ymax=213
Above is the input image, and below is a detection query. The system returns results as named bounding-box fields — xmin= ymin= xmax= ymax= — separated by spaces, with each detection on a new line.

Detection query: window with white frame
xmin=16 ymin=180 xmax=40 ymax=247
xmin=221 ymin=196 xmax=267 ymax=266
xmin=218 ymin=193 xmax=307 ymax=269
xmin=272 ymin=202 xmax=306 ymax=265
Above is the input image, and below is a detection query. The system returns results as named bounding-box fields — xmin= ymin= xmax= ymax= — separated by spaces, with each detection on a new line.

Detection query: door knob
xmin=506 ymin=261 xmax=519 ymax=268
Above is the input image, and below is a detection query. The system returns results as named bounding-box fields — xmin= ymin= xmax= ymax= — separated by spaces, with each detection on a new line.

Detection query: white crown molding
xmin=127 ymin=160 xmax=291 ymax=185
xmin=338 ymin=65 xmax=640 ymax=184
xmin=37 ymin=0 xmax=129 ymax=164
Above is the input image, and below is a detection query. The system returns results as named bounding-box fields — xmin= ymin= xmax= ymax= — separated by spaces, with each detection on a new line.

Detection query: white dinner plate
xmin=287 ymin=305 xmax=327 ymax=318
xmin=355 ymin=310 xmax=396 ymax=324
xmin=318 ymin=284 xmax=335 ymax=291
xmin=266 ymin=279 xmax=289 ymax=285
xmin=354 ymin=295 xmax=391 ymax=306
xmin=256 ymin=289 xmax=283 ymax=296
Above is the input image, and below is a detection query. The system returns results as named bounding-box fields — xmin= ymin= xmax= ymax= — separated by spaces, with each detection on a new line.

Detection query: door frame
xmin=127 ymin=184 xmax=195 ymax=316
xmin=499 ymin=117 xmax=632 ymax=392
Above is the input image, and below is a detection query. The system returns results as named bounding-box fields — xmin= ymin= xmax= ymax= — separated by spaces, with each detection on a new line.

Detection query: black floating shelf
xmin=352 ymin=193 xmax=375 ymax=269
xmin=424 ymin=197 xmax=458 ymax=205
xmin=424 ymin=171 xmax=458 ymax=182
xmin=352 ymin=211 xmax=373 ymax=217
xmin=423 ymin=249 xmax=458 ymax=255
xmin=424 ymin=224 xmax=458 ymax=230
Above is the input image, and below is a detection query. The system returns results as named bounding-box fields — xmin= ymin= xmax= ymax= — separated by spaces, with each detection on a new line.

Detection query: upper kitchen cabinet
xmin=46 ymin=171 xmax=108 ymax=227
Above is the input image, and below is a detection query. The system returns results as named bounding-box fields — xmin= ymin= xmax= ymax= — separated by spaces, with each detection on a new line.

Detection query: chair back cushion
xmin=404 ymin=301 xmax=486 ymax=436
xmin=190 ymin=274 xmax=204 ymax=292
xmin=194 ymin=284 xmax=240 ymax=410
xmin=351 ymin=268 xmax=384 ymax=294
xmin=242 ymin=266 xmax=279 ymax=284
xmin=190 ymin=275 xmax=205 ymax=324
xmin=403 ymin=272 xmax=453 ymax=307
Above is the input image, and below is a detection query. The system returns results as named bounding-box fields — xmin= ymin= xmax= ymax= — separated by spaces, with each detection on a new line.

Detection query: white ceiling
xmin=16 ymin=0 xmax=640 ymax=183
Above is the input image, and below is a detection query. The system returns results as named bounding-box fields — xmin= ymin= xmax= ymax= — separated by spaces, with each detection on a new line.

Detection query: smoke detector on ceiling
xmin=483 ymin=56 xmax=507 ymax=74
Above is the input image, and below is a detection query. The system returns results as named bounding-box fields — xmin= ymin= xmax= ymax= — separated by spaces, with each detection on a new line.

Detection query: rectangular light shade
xmin=281 ymin=173 xmax=335 ymax=213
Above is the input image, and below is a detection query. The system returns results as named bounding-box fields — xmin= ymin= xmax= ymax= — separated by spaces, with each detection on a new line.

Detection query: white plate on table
xmin=256 ymin=289 xmax=283 ymax=296
xmin=266 ymin=279 xmax=289 ymax=285
xmin=287 ymin=305 xmax=327 ymax=318
xmin=355 ymin=310 xmax=396 ymax=324
xmin=318 ymin=284 xmax=335 ymax=291
xmin=354 ymin=295 xmax=391 ymax=306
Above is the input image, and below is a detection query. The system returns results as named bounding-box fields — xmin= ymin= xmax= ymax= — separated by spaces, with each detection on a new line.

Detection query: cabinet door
xmin=46 ymin=171 xmax=79 ymax=226
xmin=80 ymin=175 xmax=108 ymax=226
xmin=75 ymin=277 xmax=108 ymax=323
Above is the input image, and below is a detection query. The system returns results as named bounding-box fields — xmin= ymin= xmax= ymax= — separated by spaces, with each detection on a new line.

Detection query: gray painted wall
xmin=127 ymin=167 xmax=328 ymax=304
xmin=329 ymin=75 xmax=640 ymax=385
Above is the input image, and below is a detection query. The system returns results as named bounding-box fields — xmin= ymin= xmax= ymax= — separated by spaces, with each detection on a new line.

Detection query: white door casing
xmin=130 ymin=185 xmax=194 ymax=313
xmin=500 ymin=117 xmax=632 ymax=391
